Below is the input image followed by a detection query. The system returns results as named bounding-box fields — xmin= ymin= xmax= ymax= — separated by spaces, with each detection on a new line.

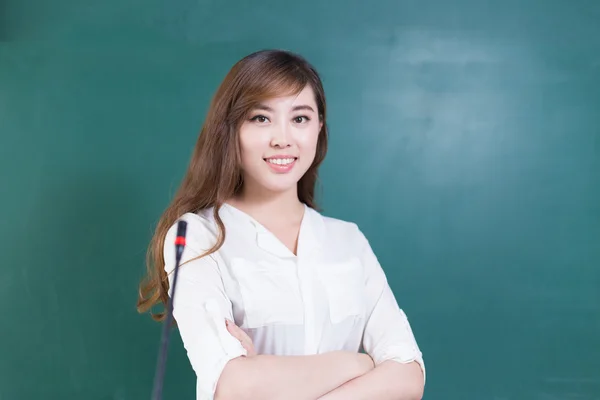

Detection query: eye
xmin=293 ymin=116 xmax=310 ymax=124
xmin=250 ymin=115 xmax=270 ymax=124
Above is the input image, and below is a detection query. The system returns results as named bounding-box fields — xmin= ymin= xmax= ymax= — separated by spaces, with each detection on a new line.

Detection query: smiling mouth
xmin=263 ymin=157 xmax=297 ymax=166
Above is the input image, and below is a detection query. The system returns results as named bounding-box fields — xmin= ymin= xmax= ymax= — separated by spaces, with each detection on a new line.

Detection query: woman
xmin=138 ymin=49 xmax=425 ymax=400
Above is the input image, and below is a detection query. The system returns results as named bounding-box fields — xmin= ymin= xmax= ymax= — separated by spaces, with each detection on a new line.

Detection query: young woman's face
xmin=238 ymin=85 xmax=322 ymax=196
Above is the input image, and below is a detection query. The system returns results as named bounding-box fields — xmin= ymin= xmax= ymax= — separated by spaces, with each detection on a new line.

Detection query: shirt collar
xmin=220 ymin=203 xmax=324 ymax=259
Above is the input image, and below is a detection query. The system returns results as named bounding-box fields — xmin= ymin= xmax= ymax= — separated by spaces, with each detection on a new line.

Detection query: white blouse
xmin=164 ymin=203 xmax=425 ymax=400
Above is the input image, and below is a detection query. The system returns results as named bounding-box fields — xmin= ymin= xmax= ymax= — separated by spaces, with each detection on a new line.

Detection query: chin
xmin=243 ymin=166 xmax=307 ymax=195
xmin=261 ymin=181 xmax=299 ymax=194
xmin=258 ymin=175 xmax=302 ymax=194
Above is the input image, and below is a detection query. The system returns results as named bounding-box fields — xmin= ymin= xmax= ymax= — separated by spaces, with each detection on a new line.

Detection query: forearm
xmin=215 ymin=351 xmax=372 ymax=400
xmin=317 ymin=360 xmax=424 ymax=400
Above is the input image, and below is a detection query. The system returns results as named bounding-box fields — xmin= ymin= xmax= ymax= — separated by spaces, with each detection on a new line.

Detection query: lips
xmin=264 ymin=157 xmax=296 ymax=166
xmin=263 ymin=156 xmax=298 ymax=173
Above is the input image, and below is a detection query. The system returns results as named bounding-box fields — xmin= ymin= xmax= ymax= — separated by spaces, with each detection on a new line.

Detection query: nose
xmin=270 ymin=122 xmax=291 ymax=148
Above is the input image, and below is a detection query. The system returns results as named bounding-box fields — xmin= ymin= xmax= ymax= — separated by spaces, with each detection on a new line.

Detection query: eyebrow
xmin=253 ymin=104 xmax=316 ymax=113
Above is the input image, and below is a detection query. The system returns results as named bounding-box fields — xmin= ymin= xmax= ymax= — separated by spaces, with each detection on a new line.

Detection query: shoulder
xmin=312 ymin=209 xmax=380 ymax=275
xmin=164 ymin=208 xmax=219 ymax=255
xmin=313 ymin=208 xmax=369 ymax=248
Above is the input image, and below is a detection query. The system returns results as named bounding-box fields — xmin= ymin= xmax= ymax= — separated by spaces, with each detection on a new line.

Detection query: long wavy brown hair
xmin=137 ymin=49 xmax=329 ymax=321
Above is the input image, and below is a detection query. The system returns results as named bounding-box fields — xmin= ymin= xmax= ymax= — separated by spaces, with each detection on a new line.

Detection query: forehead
xmin=259 ymin=85 xmax=316 ymax=108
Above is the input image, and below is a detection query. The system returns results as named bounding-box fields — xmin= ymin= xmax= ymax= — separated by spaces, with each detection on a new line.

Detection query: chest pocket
xmin=230 ymin=258 xmax=304 ymax=329
xmin=318 ymin=257 xmax=366 ymax=324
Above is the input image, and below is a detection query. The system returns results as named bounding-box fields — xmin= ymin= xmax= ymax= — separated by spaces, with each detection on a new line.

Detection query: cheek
xmin=297 ymin=128 xmax=320 ymax=155
xmin=239 ymin=130 xmax=267 ymax=164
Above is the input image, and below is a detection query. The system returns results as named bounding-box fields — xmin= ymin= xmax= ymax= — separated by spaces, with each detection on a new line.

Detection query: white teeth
xmin=266 ymin=158 xmax=295 ymax=166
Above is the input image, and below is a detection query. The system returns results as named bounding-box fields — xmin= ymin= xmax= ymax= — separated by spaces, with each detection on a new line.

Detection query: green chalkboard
xmin=1 ymin=0 xmax=599 ymax=399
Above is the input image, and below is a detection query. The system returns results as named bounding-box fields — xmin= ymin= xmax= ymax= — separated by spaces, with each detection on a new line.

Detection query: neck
xmin=228 ymin=183 xmax=305 ymax=222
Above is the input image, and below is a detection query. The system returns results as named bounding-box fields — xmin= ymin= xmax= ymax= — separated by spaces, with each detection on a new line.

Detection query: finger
xmin=224 ymin=319 xmax=241 ymax=338
xmin=240 ymin=337 xmax=256 ymax=357
xmin=225 ymin=320 xmax=256 ymax=356
xmin=228 ymin=323 xmax=256 ymax=357
xmin=245 ymin=344 xmax=257 ymax=357
xmin=225 ymin=319 xmax=251 ymax=342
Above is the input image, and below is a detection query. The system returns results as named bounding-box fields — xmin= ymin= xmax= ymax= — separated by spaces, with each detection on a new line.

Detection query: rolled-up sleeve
xmin=164 ymin=217 xmax=247 ymax=399
xmin=357 ymin=228 xmax=426 ymax=383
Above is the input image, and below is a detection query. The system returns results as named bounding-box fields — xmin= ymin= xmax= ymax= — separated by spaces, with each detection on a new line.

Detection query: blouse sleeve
xmin=163 ymin=215 xmax=247 ymax=399
xmin=357 ymin=227 xmax=426 ymax=383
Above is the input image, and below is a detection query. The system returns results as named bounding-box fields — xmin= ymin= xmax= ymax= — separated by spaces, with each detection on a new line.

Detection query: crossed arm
xmin=217 ymin=321 xmax=424 ymax=400
xmin=316 ymin=359 xmax=424 ymax=400
xmin=215 ymin=347 xmax=374 ymax=400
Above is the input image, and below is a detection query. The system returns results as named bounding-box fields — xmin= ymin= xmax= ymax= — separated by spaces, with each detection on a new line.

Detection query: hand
xmin=225 ymin=319 xmax=257 ymax=357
